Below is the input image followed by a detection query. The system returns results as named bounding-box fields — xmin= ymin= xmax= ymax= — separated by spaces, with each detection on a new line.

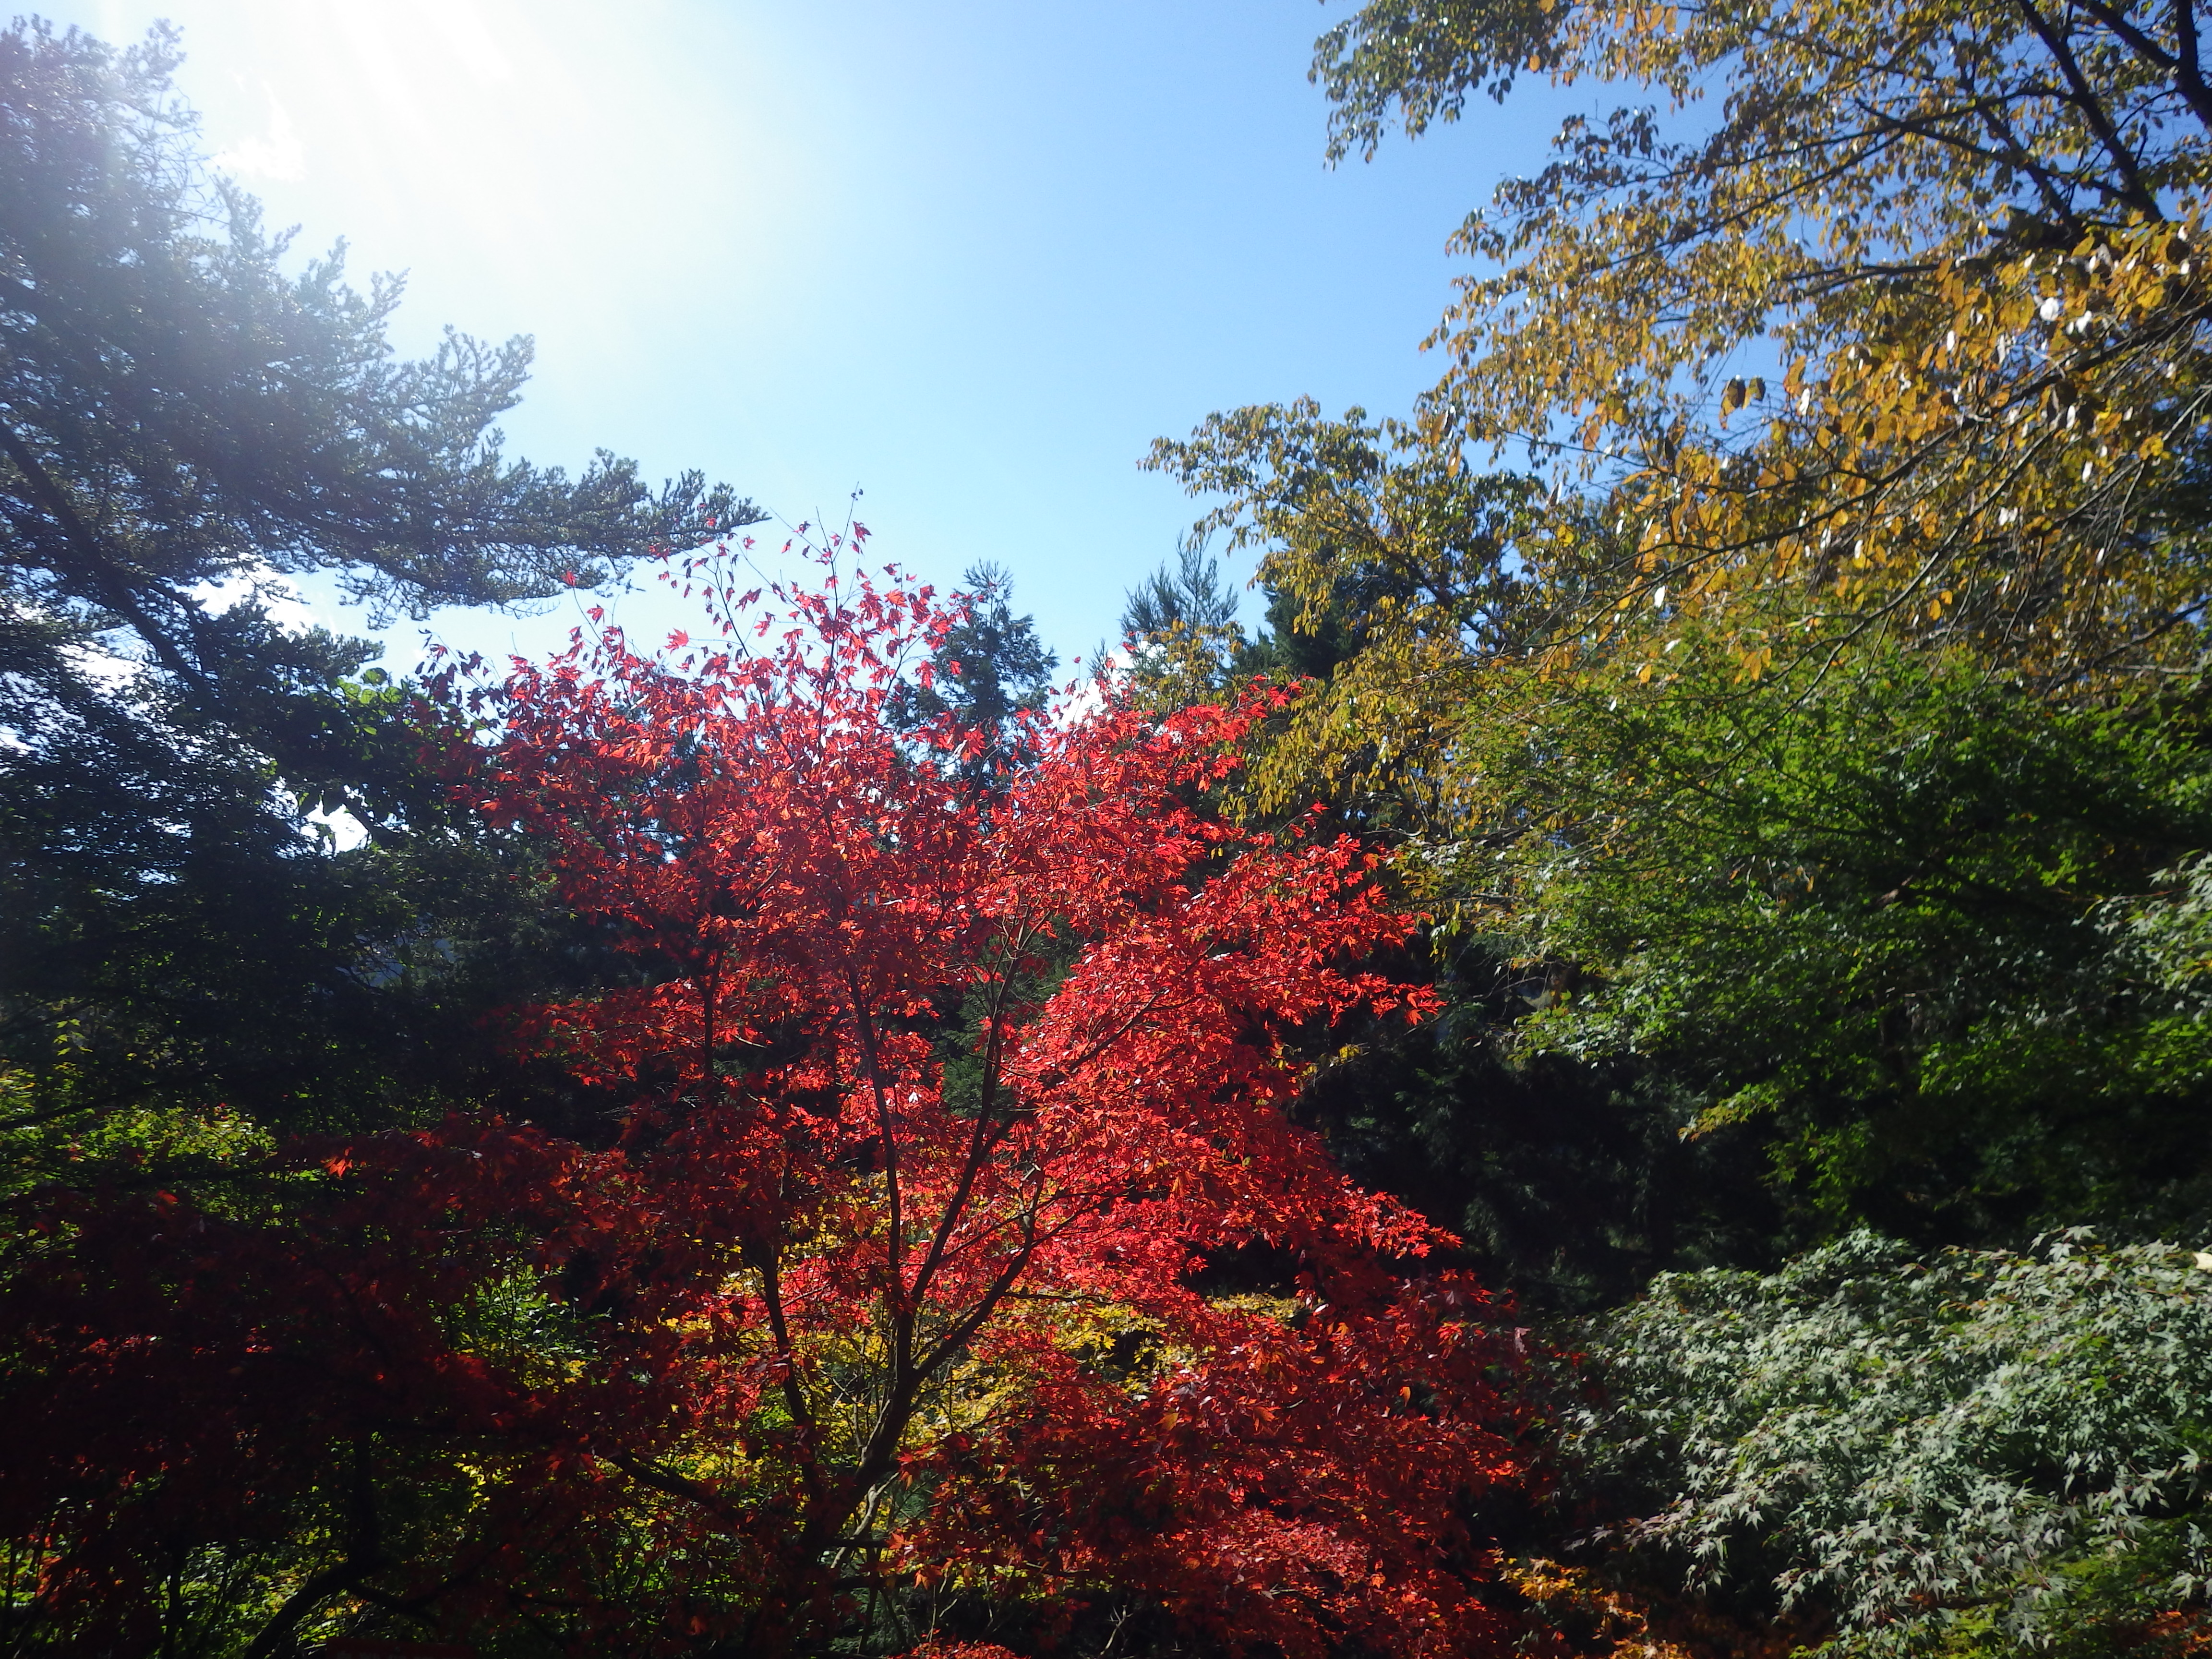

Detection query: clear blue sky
xmin=52 ymin=0 xmax=1574 ymax=670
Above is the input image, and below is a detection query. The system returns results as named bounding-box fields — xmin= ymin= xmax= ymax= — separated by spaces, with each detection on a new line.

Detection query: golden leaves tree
xmin=1305 ymin=0 xmax=2212 ymax=677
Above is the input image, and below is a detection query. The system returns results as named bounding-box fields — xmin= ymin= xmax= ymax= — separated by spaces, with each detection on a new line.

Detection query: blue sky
xmin=53 ymin=0 xmax=1574 ymax=669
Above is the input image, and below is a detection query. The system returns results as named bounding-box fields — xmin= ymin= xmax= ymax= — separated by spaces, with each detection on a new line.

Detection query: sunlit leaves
xmin=1313 ymin=0 xmax=2212 ymax=676
xmin=0 ymin=548 xmax=1547 ymax=1657
xmin=1587 ymin=1232 xmax=2212 ymax=1656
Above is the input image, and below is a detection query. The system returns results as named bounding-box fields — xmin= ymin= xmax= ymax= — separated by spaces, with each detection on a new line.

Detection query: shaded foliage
xmin=0 ymin=18 xmax=751 ymax=1165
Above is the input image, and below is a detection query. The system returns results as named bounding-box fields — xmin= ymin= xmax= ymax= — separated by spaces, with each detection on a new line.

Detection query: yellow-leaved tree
xmin=1146 ymin=0 xmax=2212 ymax=890
xmin=1320 ymin=0 xmax=2212 ymax=674
xmin=1158 ymin=0 xmax=2212 ymax=715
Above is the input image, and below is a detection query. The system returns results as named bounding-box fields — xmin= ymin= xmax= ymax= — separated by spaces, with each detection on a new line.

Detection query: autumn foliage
xmin=0 ymin=536 xmax=1538 ymax=1657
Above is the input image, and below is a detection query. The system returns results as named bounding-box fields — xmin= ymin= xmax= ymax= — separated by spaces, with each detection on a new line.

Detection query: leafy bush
xmin=1587 ymin=1233 xmax=2212 ymax=1656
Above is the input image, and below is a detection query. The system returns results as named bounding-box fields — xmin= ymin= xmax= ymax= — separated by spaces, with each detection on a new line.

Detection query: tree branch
xmin=745 ymin=1239 xmax=827 ymax=1500
xmin=239 ymin=1439 xmax=382 ymax=1659
xmin=0 ymin=414 xmax=209 ymax=689
xmin=2014 ymin=0 xmax=2166 ymax=217
xmin=2178 ymin=0 xmax=2212 ymax=128
xmin=605 ymin=1450 xmax=749 ymax=1526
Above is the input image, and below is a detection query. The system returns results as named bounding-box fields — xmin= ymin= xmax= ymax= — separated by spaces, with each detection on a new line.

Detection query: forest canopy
xmin=6 ymin=4 xmax=2212 ymax=1659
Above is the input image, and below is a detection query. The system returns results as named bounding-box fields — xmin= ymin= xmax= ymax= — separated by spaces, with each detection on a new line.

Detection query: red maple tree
xmin=1 ymin=534 xmax=1540 ymax=1658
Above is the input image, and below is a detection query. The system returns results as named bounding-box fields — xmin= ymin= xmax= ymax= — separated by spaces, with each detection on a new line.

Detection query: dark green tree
xmin=1120 ymin=544 xmax=1241 ymax=644
xmin=0 ymin=20 xmax=751 ymax=688
xmin=888 ymin=560 xmax=1057 ymax=788
xmin=0 ymin=18 xmax=757 ymax=1155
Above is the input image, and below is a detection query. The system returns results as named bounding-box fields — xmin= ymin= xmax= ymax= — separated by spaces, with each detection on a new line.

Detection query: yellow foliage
xmin=1306 ymin=0 xmax=2212 ymax=678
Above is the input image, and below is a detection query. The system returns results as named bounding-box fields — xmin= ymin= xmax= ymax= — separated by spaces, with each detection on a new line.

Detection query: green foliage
xmin=1122 ymin=545 xmax=1243 ymax=645
xmin=1587 ymin=1232 xmax=2212 ymax=1658
xmin=1114 ymin=545 xmax=1307 ymax=723
xmin=1142 ymin=401 xmax=1541 ymax=819
xmin=1469 ymin=643 xmax=2212 ymax=1238
xmin=1288 ymin=954 xmax=1781 ymax=1313
xmin=888 ymin=561 xmax=1058 ymax=787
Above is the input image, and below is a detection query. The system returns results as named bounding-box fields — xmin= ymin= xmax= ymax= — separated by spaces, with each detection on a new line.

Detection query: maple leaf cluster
xmin=1 ymin=536 xmax=1541 ymax=1657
